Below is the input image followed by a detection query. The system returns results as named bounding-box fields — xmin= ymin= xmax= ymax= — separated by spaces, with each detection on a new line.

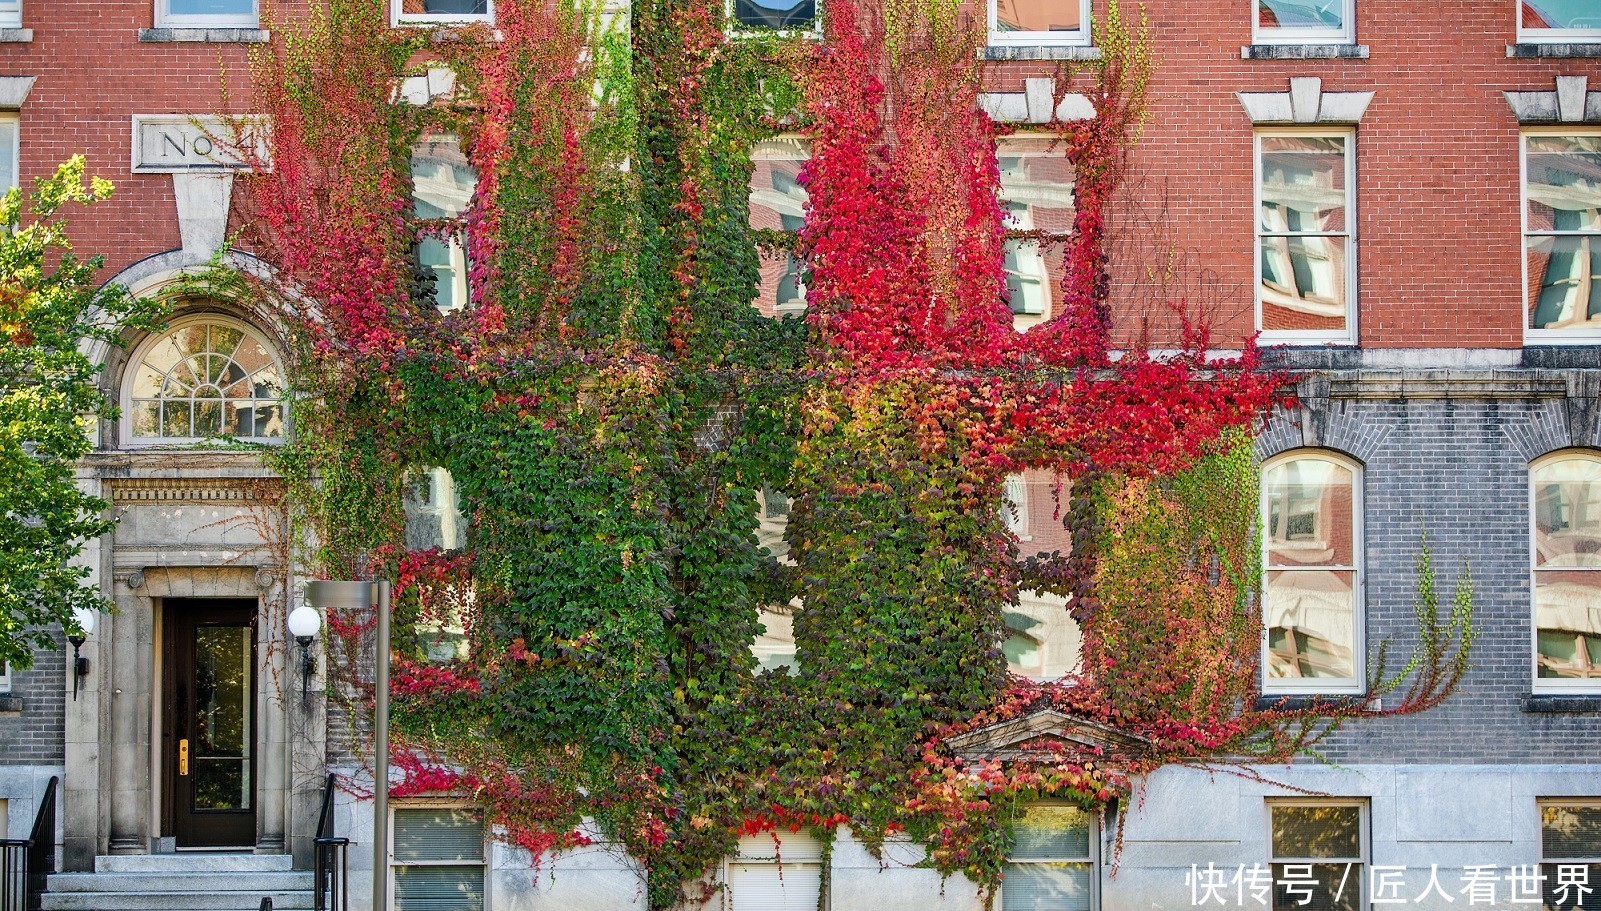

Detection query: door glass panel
xmin=192 ymin=625 xmax=252 ymax=811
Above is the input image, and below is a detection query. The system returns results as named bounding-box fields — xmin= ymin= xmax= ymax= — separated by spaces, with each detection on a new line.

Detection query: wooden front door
xmin=162 ymin=599 xmax=258 ymax=848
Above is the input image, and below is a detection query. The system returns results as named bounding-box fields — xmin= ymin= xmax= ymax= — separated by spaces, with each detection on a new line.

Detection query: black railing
xmin=313 ymin=774 xmax=349 ymax=911
xmin=1 ymin=775 xmax=58 ymax=911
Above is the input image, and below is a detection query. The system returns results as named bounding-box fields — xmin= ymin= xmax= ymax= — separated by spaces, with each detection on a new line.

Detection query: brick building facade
xmin=2 ymin=0 xmax=1599 ymax=909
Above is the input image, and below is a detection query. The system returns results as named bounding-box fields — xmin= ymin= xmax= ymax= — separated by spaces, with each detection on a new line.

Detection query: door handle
xmin=178 ymin=739 xmax=189 ymax=776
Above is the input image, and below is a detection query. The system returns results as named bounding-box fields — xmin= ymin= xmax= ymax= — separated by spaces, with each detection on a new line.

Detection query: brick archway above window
xmin=1238 ymin=76 xmax=1374 ymax=125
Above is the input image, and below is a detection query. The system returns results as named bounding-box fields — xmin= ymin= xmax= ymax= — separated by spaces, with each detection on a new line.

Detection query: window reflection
xmin=1523 ymin=1 xmax=1601 ymax=31
xmin=1533 ymin=455 xmax=1601 ymax=682
xmin=997 ymin=136 xmax=1074 ymax=331
xmin=994 ymin=0 xmax=1082 ymax=33
xmin=1258 ymin=135 xmax=1350 ymax=335
xmin=1526 ymin=136 xmax=1601 ymax=331
xmin=1262 ymin=455 xmax=1360 ymax=685
xmin=749 ymin=138 xmax=810 ymax=318
xmin=732 ymin=0 xmax=815 ymax=30
xmin=127 ymin=319 xmax=286 ymax=442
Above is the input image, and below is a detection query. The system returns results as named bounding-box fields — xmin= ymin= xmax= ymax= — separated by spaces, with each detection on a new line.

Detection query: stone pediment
xmin=944 ymin=708 xmax=1147 ymax=763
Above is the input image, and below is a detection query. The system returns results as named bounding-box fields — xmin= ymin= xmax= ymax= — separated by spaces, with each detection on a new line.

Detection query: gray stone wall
xmin=1258 ymin=367 xmax=1601 ymax=764
xmin=0 ymin=627 xmax=66 ymax=766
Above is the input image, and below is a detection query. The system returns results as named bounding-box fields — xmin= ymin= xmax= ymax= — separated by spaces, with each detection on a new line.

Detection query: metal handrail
xmin=1 ymin=776 xmax=58 ymax=911
xmin=312 ymin=774 xmax=349 ymax=911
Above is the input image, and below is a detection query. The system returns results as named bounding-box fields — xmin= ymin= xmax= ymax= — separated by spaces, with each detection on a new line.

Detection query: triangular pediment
xmin=944 ymin=708 xmax=1147 ymax=762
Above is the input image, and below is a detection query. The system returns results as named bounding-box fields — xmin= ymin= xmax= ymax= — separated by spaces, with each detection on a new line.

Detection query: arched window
xmin=1530 ymin=451 xmax=1601 ymax=687
xmin=123 ymin=316 xmax=286 ymax=445
xmin=1261 ymin=451 xmax=1363 ymax=693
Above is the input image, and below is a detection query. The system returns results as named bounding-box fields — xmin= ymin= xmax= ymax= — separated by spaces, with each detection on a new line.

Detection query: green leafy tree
xmin=0 ymin=156 xmax=164 ymax=668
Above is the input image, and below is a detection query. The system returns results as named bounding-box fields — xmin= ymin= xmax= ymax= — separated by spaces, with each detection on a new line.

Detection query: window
xmin=754 ymin=604 xmax=797 ymax=673
xmin=157 ymin=0 xmax=256 ymax=27
xmin=123 ymin=317 xmax=286 ymax=444
xmin=1525 ymin=134 xmax=1601 ymax=339
xmin=1256 ymin=132 xmax=1355 ymax=343
xmin=0 ymin=115 xmax=18 ymax=194
xmin=1002 ymin=471 xmax=1081 ymax=680
xmin=1261 ymin=452 xmax=1362 ymax=693
xmin=749 ymin=138 xmax=810 ymax=317
xmin=730 ymin=0 xmax=816 ymax=32
xmin=988 ymin=0 xmax=1090 ymax=46
xmin=394 ymin=0 xmax=492 ymax=26
xmin=1001 ymin=804 xmax=1097 ymax=911
xmin=753 ymin=487 xmax=800 ymax=674
xmin=1530 ymin=453 xmax=1601 ymax=688
xmin=1520 ymin=1 xmax=1601 ymax=43
xmin=0 ymin=1 xmax=16 ymax=30
xmin=411 ymin=134 xmax=476 ymax=313
xmin=0 ymin=662 xmax=9 ymax=693
xmin=404 ymin=468 xmax=466 ymax=552
xmin=724 ymin=831 xmax=824 ymax=911
xmin=1268 ymin=801 xmax=1366 ymax=911
xmin=391 ymin=805 xmax=487 ymax=911
xmin=1541 ymin=801 xmax=1601 ymax=910
xmin=1255 ymin=0 xmax=1353 ymax=45
xmin=998 ymin=135 xmax=1074 ymax=331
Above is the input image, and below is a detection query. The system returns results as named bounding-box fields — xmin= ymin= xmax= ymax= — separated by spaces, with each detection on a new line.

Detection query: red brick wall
xmin=979 ymin=0 xmax=1601 ymax=349
xmin=9 ymin=1 xmax=1601 ymax=349
xmin=0 ymin=2 xmax=281 ymax=279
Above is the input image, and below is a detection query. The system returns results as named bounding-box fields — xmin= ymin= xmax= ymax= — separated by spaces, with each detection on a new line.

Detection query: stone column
xmin=107 ymin=584 xmax=155 ymax=854
xmin=257 ymin=574 xmax=288 ymax=854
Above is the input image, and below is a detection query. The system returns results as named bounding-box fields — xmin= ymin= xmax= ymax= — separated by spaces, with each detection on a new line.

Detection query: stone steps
xmin=43 ymin=855 xmax=316 ymax=911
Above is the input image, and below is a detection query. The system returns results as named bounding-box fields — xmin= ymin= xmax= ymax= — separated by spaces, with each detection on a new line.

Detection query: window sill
xmin=1522 ymin=694 xmax=1601 ymax=712
xmin=1254 ymin=693 xmax=1373 ymax=712
xmin=981 ymin=45 xmax=1100 ymax=61
xmin=0 ymin=694 xmax=21 ymax=713
xmin=0 ymin=28 xmax=32 ymax=42
xmin=138 ymin=27 xmax=270 ymax=42
xmin=1508 ymin=42 xmax=1601 ymax=58
xmin=1242 ymin=44 xmax=1368 ymax=59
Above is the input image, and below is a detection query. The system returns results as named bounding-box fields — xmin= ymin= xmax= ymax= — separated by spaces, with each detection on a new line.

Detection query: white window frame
xmin=987 ymin=0 xmax=1092 ymax=47
xmin=389 ymin=802 xmax=489 ymax=911
xmin=998 ymin=803 xmax=1100 ymax=911
xmin=1267 ymin=799 xmax=1368 ymax=911
xmin=155 ymin=0 xmax=258 ymax=28
xmin=1255 ymin=128 xmax=1358 ymax=346
xmin=392 ymin=0 xmax=494 ymax=27
xmin=1260 ymin=450 xmax=1365 ymax=696
xmin=723 ymin=830 xmax=826 ymax=911
xmin=0 ymin=662 xmax=10 ymax=693
xmin=1518 ymin=0 xmax=1601 ymax=44
xmin=119 ymin=314 xmax=289 ymax=447
xmin=1252 ymin=0 xmax=1355 ymax=46
xmin=0 ymin=113 xmax=19 ymax=194
xmin=0 ymin=0 xmax=18 ymax=30
xmin=1528 ymin=450 xmax=1601 ymax=692
xmin=1522 ymin=130 xmax=1601 ymax=344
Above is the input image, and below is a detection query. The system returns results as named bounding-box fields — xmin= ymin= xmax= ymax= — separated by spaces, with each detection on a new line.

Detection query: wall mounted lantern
xmin=68 ymin=606 xmax=95 ymax=701
xmin=287 ymin=603 xmax=323 ymax=699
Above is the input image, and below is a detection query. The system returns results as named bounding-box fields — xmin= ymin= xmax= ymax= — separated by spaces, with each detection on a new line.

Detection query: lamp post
xmin=305 ymin=579 xmax=392 ymax=911
xmin=67 ymin=606 xmax=96 ymax=702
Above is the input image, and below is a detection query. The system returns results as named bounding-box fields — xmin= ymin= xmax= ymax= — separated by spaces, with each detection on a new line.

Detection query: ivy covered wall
xmin=231 ymin=0 xmax=1473 ymax=906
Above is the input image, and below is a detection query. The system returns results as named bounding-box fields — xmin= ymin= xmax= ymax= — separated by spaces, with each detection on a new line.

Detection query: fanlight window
xmin=125 ymin=318 xmax=286 ymax=443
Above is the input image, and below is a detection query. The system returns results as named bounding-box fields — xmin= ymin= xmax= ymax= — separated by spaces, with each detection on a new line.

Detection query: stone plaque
xmin=130 ymin=114 xmax=267 ymax=174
